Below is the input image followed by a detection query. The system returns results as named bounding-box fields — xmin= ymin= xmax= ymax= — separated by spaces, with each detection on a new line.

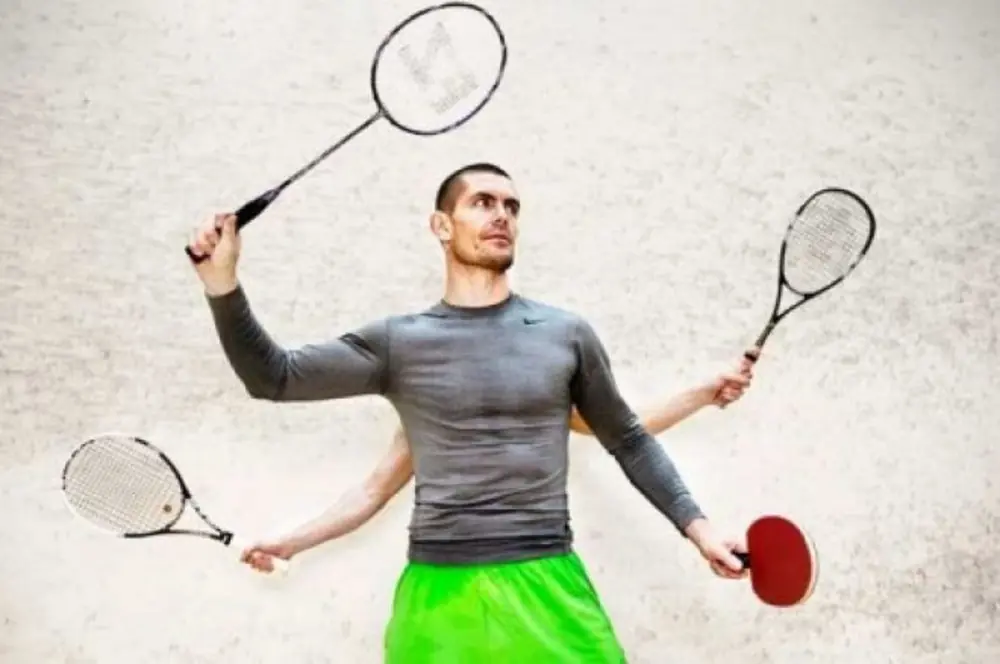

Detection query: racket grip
xmin=184 ymin=187 xmax=282 ymax=263
xmin=229 ymin=535 xmax=291 ymax=576
xmin=733 ymin=550 xmax=751 ymax=570
xmin=234 ymin=188 xmax=281 ymax=230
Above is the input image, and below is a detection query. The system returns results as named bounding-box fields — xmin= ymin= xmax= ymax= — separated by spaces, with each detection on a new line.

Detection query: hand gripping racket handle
xmin=184 ymin=187 xmax=283 ymax=264
xmin=233 ymin=187 xmax=282 ymax=230
xmin=733 ymin=550 xmax=751 ymax=570
xmin=229 ymin=535 xmax=291 ymax=576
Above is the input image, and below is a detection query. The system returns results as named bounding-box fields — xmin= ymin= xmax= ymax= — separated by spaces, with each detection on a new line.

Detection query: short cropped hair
xmin=434 ymin=162 xmax=511 ymax=212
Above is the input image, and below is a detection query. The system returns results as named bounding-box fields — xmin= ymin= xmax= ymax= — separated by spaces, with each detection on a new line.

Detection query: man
xmin=239 ymin=363 xmax=756 ymax=573
xmin=189 ymin=162 xmax=750 ymax=663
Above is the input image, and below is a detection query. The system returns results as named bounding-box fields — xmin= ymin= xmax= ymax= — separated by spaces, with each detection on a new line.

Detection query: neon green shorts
xmin=383 ymin=552 xmax=628 ymax=663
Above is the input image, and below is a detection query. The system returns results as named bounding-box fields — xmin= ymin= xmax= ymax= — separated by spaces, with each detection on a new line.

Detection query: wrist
xmin=683 ymin=517 xmax=714 ymax=547
xmin=204 ymin=277 xmax=239 ymax=298
xmin=693 ymin=386 xmax=716 ymax=407
xmin=268 ymin=541 xmax=298 ymax=560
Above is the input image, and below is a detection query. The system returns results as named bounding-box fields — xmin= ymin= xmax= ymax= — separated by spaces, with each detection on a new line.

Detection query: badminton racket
xmin=185 ymin=1 xmax=508 ymax=262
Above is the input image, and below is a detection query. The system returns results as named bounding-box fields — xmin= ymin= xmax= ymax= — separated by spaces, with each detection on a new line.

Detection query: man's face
xmin=436 ymin=171 xmax=521 ymax=273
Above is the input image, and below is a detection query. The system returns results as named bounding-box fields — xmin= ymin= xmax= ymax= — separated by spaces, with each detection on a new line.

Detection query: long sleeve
xmin=206 ymin=285 xmax=390 ymax=401
xmin=570 ymin=318 xmax=706 ymax=534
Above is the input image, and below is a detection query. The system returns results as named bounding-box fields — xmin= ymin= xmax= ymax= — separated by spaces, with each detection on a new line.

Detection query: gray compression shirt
xmin=207 ymin=286 xmax=706 ymax=565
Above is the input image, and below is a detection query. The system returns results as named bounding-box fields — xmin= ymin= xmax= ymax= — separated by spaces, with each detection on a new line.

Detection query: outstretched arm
xmin=568 ymin=356 xmax=754 ymax=436
xmin=241 ymin=427 xmax=414 ymax=570
xmin=569 ymin=390 xmax=712 ymax=437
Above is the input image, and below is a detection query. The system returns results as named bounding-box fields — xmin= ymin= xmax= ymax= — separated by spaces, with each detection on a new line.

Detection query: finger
xmin=192 ymin=230 xmax=218 ymax=259
xmin=721 ymin=373 xmax=751 ymax=386
xmin=251 ymin=554 xmax=273 ymax=573
xmin=718 ymin=549 xmax=746 ymax=573
xmin=198 ymin=224 xmax=221 ymax=248
xmin=710 ymin=560 xmax=741 ymax=579
xmin=188 ymin=230 xmax=211 ymax=258
xmin=711 ymin=558 xmax=742 ymax=578
xmin=220 ymin=213 xmax=238 ymax=239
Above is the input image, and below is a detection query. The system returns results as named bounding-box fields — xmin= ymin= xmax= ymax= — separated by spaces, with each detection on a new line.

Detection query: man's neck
xmin=443 ymin=264 xmax=511 ymax=308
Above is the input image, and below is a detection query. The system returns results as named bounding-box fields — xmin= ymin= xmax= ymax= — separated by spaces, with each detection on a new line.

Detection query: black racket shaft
xmin=185 ymin=111 xmax=382 ymax=264
xmin=184 ymin=2 xmax=507 ymax=265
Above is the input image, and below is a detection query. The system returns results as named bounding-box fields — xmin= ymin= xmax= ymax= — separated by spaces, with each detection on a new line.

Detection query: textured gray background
xmin=2 ymin=0 xmax=999 ymax=662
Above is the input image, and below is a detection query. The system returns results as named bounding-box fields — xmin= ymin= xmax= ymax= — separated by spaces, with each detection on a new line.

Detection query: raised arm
xmin=240 ymin=427 xmax=415 ymax=571
xmin=567 ymin=390 xmax=709 ymax=437
xmin=207 ymin=286 xmax=391 ymax=401
xmin=190 ymin=212 xmax=390 ymax=402
xmin=567 ymin=358 xmax=754 ymax=436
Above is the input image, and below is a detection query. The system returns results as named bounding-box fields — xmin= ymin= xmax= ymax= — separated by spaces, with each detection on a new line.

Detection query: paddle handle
xmin=733 ymin=550 xmax=750 ymax=569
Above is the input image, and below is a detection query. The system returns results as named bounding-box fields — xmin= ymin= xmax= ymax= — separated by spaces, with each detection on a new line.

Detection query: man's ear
xmin=429 ymin=211 xmax=452 ymax=244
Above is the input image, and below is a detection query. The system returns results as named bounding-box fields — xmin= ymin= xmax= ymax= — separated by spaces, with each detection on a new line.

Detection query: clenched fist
xmin=240 ymin=539 xmax=295 ymax=574
xmin=188 ymin=213 xmax=241 ymax=296
xmin=711 ymin=347 xmax=759 ymax=409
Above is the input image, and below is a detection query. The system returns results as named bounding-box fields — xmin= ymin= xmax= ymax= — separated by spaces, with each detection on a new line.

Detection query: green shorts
xmin=383 ymin=551 xmax=628 ymax=663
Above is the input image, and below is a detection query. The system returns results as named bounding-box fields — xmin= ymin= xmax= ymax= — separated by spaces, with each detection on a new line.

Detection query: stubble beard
xmin=453 ymin=243 xmax=515 ymax=274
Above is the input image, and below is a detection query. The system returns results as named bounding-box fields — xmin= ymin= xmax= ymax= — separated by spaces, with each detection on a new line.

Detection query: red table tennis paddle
xmin=733 ymin=515 xmax=818 ymax=607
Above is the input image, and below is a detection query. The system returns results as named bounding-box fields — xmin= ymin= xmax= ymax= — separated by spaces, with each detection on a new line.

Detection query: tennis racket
xmin=745 ymin=187 xmax=876 ymax=362
xmin=185 ymin=1 xmax=508 ymax=263
xmin=733 ymin=514 xmax=819 ymax=608
xmin=61 ymin=433 xmax=290 ymax=575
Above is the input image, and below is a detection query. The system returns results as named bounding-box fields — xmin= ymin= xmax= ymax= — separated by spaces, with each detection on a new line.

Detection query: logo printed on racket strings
xmin=397 ymin=21 xmax=479 ymax=114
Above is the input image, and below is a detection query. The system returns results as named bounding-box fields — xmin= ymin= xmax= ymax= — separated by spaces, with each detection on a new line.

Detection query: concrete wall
xmin=2 ymin=0 xmax=998 ymax=661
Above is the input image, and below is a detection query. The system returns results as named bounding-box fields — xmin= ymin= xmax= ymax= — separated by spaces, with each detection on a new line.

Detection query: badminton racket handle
xmin=234 ymin=188 xmax=281 ymax=230
xmin=184 ymin=188 xmax=282 ymax=264
xmin=230 ymin=535 xmax=291 ymax=576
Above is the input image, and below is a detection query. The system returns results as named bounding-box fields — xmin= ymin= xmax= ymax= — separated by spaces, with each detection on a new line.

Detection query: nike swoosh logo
xmin=523 ymin=317 xmax=544 ymax=325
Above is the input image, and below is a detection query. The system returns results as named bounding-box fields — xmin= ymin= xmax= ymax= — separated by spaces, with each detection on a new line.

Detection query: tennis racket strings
xmin=373 ymin=3 xmax=506 ymax=134
xmin=782 ymin=190 xmax=874 ymax=295
xmin=62 ymin=435 xmax=185 ymax=536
